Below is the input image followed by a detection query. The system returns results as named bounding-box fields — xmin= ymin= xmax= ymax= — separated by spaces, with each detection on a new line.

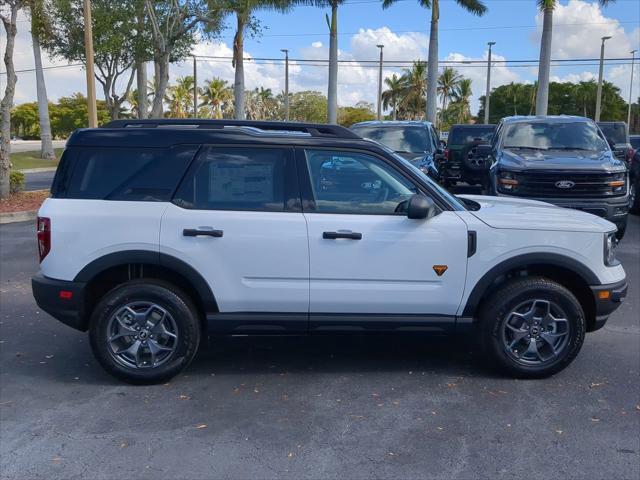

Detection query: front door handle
xmin=183 ymin=228 xmax=223 ymax=238
xmin=323 ymin=231 xmax=362 ymax=240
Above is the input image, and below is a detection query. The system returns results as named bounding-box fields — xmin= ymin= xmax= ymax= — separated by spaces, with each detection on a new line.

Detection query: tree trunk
xmin=233 ymin=13 xmax=246 ymax=120
xmin=535 ymin=7 xmax=553 ymax=116
xmin=392 ymin=103 xmax=396 ymax=121
xmin=327 ymin=3 xmax=338 ymax=124
xmin=136 ymin=61 xmax=148 ymax=119
xmin=426 ymin=1 xmax=439 ymax=123
xmin=31 ymin=29 xmax=55 ymax=160
xmin=1 ymin=6 xmax=19 ymax=199
xmin=150 ymin=52 xmax=169 ymax=118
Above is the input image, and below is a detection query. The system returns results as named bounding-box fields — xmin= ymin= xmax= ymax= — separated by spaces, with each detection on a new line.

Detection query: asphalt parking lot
xmin=1 ymin=217 xmax=638 ymax=480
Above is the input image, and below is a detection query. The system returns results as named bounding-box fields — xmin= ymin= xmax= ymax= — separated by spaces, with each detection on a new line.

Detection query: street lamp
xmin=628 ymin=49 xmax=637 ymax=128
xmin=376 ymin=44 xmax=384 ymax=121
xmin=484 ymin=41 xmax=495 ymax=125
xmin=281 ymin=49 xmax=289 ymax=121
xmin=595 ymin=35 xmax=612 ymax=122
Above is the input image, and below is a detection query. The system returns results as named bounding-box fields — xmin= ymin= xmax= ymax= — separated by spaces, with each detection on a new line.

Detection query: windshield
xmin=503 ymin=121 xmax=608 ymax=151
xmin=352 ymin=126 xmax=434 ymax=154
xmin=449 ymin=127 xmax=495 ymax=145
xmin=598 ymin=123 xmax=628 ymax=144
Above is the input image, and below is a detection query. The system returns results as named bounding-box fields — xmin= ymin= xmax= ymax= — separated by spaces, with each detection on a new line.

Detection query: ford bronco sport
xmin=32 ymin=119 xmax=627 ymax=384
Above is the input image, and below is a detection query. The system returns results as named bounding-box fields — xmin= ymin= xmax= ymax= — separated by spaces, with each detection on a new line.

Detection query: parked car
xmin=32 ymin=119 xmax=627 ymax=384
xmin=485 ymin=116 xmax=630 ymax=239
xmin=350 ymin=121 xmax=440 ymax=180
xmin=626 ymin=138 xmax=640 ymax=214
xmin=438 ymin=124 xmax=496 ymax=189
xmin=597 ymin=121 xmax=634 ymax=164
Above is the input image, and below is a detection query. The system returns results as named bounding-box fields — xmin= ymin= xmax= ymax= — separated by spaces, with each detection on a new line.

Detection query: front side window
xmin=502 ymin=121 xmax=608 ymax=151
xmin=173 ymin=147 xmax=290 ymax=211
xmin=351 ymin=126 xmax=434 ymax=154
xmin=304 ymin=149 xmax=418 ymax=214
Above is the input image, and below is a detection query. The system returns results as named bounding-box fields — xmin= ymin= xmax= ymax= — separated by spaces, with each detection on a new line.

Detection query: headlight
xmin=497 ymin=170 xmax=518 ymax=191
xmin=603 ymin=232 xmax=618 ymax=266
xmin=607 ymin=172 xmax=626 ymax=194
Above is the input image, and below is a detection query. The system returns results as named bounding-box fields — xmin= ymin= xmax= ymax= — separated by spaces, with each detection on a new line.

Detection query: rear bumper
xmin=31 ymin=274 xmax=88 ymax=331
xmin=589 ymin=278 xmax=628 ymax=331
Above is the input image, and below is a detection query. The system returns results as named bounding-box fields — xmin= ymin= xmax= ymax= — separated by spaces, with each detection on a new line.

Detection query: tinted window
xmin=351 ymin=126 xmax=434 ymax=154
xmin=503 ymin=121 xmax=608 ymax=151
xmin=173 ymin=147 xmax=289 ymax=211
xmin=304 ymin=149 xmax=417 ymax=214
xmin=64 ymin=146 xmax=196 ymax=200
xmin=598 ymin=123 xmax=628 ymax=144
xmin=449 ymin=127 xmax=495 ymax=145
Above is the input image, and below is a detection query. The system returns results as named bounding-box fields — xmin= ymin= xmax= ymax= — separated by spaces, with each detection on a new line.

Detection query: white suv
xmin=32 ymin=120 xmax=628 ymax=384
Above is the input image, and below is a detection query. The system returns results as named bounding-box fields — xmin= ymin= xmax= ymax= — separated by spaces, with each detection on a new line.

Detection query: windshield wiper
xmin=548 ymin=147 xmax=595 ymax=151
xmin=505 ymin=146 xmax=548 ymax=151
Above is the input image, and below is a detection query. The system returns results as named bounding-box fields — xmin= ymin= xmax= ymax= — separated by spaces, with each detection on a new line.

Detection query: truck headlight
xmin=498 ymin=170 xmax=518 ymax=191
xmin=603 ymin=232 xmax=618 ymax=266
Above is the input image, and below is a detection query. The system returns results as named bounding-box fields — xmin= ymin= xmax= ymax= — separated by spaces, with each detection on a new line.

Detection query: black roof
xmin=449 ymin=124 xmax=495 ymax=129
xmin=66 ymin=119 xmax=369 ymax=149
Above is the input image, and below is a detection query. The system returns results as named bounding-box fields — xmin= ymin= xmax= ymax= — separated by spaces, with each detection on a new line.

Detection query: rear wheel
xmin=89 ymin=280 xmax=201 ymax=384
xmin=480 ymin=277 xmax=586 ymax=378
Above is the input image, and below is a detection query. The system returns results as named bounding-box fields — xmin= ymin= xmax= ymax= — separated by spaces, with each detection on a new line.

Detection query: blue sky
xmin=5 ymin=0 xmax=640 ymax=114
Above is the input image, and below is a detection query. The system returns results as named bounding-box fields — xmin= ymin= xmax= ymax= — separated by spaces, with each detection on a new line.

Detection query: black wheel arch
xmin=462 ymin=253 xmax=600 ymax=331
xmin=75 ymin=250 xmax=218 ymax=330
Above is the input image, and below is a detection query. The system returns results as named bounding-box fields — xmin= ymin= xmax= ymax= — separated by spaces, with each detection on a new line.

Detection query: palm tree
xmin=381 ymin=74 xmax=403 ymax=120
xmin=574 ymin=80 xmax=596 ymax=118
xmin=256 ymin=86 xmax=277 ymax=119
xmin=437 ymin=67 xmax=461 ymax=126
xmin=383 ymin=0 xmax=487 ymax=123
xmin=535 ymin=0 xmax=615 ymax=115
xmin=451 ymin=78 xmax=472 ymax=123
xmin=164 ymin=76 xmax=194 ymax=118
xmin=200 ymin=78 xmax=233 ymax=119
xmin=28 ymin=0 xmax=54 ymax=160
xmin=399 ymin=61 xmax=428 ymax=120
xmin=219 ymin=0 xmax=303 ymax=120
xmin=504 ymin=82 xmax=523 ymax=115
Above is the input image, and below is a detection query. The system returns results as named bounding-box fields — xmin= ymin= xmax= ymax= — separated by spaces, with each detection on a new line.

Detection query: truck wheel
xmin=480 ymin=277 xmax=585 ymax=378
xmin=615 ymin=217 xmax=627 ymax=241
xmin=89 ymin=280 xmax=201 ymax=384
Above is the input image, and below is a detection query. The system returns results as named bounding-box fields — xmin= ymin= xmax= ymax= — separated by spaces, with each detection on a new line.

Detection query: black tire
xmin=462 ymin=141 xmax=491 ymax=172
xmin=479 ymin=277 xmax=586 ymax=378
xmin=89 ymin=280 xmax=201 ymax=384
xmin=615 ymin=217 xmax=627 ymax=241
xmin=629 ymin=179 xmax=639 ymax=214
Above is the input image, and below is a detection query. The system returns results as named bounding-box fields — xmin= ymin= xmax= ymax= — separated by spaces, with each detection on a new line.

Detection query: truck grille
xmin=509 ymin=171 xmax=625 ymax=198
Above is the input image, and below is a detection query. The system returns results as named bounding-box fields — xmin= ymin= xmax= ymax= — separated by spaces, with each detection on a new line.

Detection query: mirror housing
xmin=407 ymin=194 xmax=435 ymax=220
xmin=606 ymin=137 xmax=616 ymax=150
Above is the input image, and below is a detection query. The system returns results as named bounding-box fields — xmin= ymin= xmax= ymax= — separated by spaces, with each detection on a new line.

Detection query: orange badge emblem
xmin=432 ymin=265 xmax=448 ymax=276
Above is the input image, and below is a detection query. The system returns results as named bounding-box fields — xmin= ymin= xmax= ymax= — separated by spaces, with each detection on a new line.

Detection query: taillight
xmin=37 ymin=217 xmax=51 ymax=263
xmin=444 ymin=149 xmax=449 ymax=160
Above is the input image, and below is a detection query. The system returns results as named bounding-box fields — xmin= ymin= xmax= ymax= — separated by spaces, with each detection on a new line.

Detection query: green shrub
xmin=10 ymin=171 xmax=25 ymax=194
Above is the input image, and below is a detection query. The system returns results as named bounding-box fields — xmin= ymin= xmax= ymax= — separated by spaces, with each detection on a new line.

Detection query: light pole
xmin=376 ymin=44 xmax=384 ymax=121
xmin=193 ymin=56 xmax=198 ymax=118
xmin=281 ymin=49 xmax=289 ymax=121
xmin=484 ymin=41 xmax=495 ymax=125
xmin=628 ymin=49 xmax=637 ymax=128
xmin=595 ymin=35 xmax=612 ymax=122
xmin=83 ymin=0 xmax=98 ymax=127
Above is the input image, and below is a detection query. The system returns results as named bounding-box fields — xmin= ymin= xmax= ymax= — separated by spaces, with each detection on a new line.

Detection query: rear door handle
xmin=323 ymin=231 xmax=362 ymax=240
xmin=183 ymin=228 xmax=223 ymax=238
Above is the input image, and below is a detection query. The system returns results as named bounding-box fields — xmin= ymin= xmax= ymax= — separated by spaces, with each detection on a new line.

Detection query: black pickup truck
xmin=484 ymin=116 xmax=630 ymax=239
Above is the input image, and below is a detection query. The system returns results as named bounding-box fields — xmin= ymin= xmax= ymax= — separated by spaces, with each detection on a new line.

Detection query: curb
xmin=0 ymin=210 xmax=37 ymax=224
xmin=17 ymin=167 xmax=57 ymax=173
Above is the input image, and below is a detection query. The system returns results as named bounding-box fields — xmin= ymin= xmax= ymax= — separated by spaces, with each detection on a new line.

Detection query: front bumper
xmin=589 ymin=278 xmax=628 ymax=331
xmin=494 ymin=190 xmax=629 ymax=227
xmin=32 ymin=274 xmax=88 ymax=331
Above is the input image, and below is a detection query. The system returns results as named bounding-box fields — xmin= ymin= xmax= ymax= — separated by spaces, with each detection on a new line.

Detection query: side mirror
xmin=606 ymin=137 xmax=616 ymax=149
xmin=407 ymin=194 xmax=435 ymax=220
xmin=474 ymin=144 xmax=492 ymax=158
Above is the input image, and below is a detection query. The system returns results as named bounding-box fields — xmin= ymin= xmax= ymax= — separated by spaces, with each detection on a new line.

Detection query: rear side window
xmin=173 ymin=147 xmax=295 ymax=212
xmin=61 ymin=146 xmax=197 ymax=201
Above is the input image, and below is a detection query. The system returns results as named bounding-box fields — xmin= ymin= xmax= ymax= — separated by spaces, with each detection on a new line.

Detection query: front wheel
xmin=89 ymin=280 xmax=201 ymax=384
xmin=480 ymin=277 xmax=586 ymax=378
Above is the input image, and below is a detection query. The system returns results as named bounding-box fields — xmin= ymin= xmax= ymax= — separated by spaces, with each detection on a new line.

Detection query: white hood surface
xmin=458 ymin=195 xmax=616 ymax=233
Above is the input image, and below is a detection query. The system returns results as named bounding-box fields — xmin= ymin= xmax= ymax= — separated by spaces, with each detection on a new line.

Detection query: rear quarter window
xmin=58 ymin=146 xmax=197 ymax=201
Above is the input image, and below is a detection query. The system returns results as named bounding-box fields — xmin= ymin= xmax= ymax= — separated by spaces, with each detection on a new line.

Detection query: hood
xmin=499 ymin=148 xmax=624 ymax=172
xmin=459 ymin=194 xmax=615 ymax=233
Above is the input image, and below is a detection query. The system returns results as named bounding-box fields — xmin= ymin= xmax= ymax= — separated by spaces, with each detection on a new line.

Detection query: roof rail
xmin=104 ymin=119 xmax=360 ymax=139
